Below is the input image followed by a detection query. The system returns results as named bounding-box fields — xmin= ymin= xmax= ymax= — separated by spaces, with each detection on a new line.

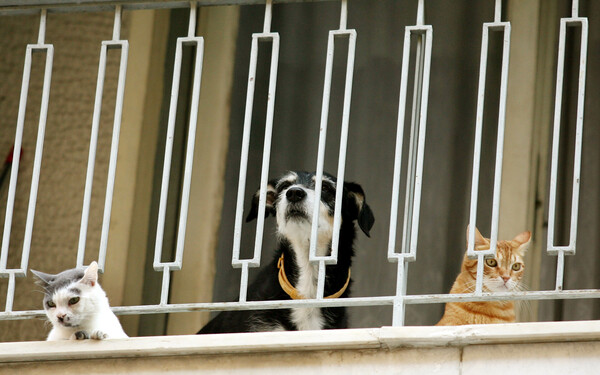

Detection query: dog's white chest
xmin=286 ymin=230 xmax=327 ymax=331
xmin=290 ymin=262 xmax=325 ymax=330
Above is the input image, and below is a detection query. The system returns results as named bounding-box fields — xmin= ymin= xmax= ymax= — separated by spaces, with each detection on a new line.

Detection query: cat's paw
xmin=72 ymin=331 xmax=89 ymax=340
xmin=90 ymin=330 xmax=108 ymax=340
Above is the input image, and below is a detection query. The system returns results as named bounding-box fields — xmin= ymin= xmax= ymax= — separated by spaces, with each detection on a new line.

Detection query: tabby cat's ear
xmin=80 ymin=261 xmax=98 ymax=287
xmin=512 ymin=230 xmax=531 ymax=255
xmin=466 ymin=226 xmax=489 ymax=249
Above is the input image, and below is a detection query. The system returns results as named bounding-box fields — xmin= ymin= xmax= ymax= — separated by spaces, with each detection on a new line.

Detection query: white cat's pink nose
xmin=57 ymin=313 xmax=67 ymax=323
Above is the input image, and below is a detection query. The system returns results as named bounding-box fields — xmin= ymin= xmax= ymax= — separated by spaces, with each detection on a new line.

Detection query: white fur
xmin=276 ymin=186 xmax=334 ymax=331
xmin=44 ymin=264 xmax=127 ymax=341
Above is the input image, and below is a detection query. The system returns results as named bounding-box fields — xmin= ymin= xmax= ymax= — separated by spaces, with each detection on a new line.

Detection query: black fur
xmin=198 ymin=171 xmax=374 ymax=334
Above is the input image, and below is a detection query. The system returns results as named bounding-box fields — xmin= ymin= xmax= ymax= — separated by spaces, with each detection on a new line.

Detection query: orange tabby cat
xmin=436 ymin=227 xmax=531 ymax=326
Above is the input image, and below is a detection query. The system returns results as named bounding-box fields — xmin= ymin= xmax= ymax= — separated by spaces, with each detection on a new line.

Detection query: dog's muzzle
xmin=284 ymin=187 xmax=309 ymax=220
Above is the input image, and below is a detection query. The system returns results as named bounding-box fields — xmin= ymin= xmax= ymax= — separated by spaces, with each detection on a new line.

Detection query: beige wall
xmin=0 ymin=11 xmax=129 ymax=342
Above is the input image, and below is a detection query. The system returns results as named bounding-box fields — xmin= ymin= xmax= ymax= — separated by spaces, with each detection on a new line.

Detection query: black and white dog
xmin=198 ymin=171 xmax=374 ymax=333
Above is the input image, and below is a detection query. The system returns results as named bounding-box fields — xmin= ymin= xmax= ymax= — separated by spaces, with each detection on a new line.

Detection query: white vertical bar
xmin=98 ymin=41 xmax=129 ymax=271
xmin=263 ymin=0 xmax=272 ymax=33
xmin=389 ymin=26 xmax=432 ymax=325
xmin=37 ymin=9 xmax=47 ymax=44
xmin=488 ymin=22 xmax=511 ymax=261
xmin=1 ymin=12 xmax=53 ymax=322
xmin=408 ymin=28 xmax=432 ymax=258
xmin=77 ymin=45 xmax=107 ymax=268
xmin=547 ymin=18 xmax=587 ymax=257
xmin=251 ymin=34 xmax=279 ymax=266
xmin=339 ymin=0 xmax=347 ymax=30
xmin=232 ymin=36 xmax=258 ymax=265
xmin=311 ymin=33 xmax=333 ymax=262
xmin=311 ymin=29 xmax=357 ymax=299
xmin=154 ymin=39 xmax=183 ymax=270
xmin=388 ymin=25 xmax=432 ymax=264
xmin=392 ymin=259 xmax=408 ymax=326
xmin=112 ymin=5 xmax=122 ymax=41
xmin=1 ymin=11 xmax=53 ymax=274
xmin=21 ymin=47 xmax=53 ymax=273
xmin=160 ymin=267 xmax=171 ymax=305
xmin=416 ymin=0 xmax=424 ymax=26
xmin=153 ymin=37 xmax=204 ymax=271
xmin=0 ymin=50 xmax=30 ymax=271
xmin=387 ymin=28 xmax=411 ymax=262
xmin=547 ymin=21 xmax=565 ymax=257
xmin=569 ymin=19 xmax=587 ymax=252
xmin=316 ymin=260 xmax=326 ymax=300
xmin=310 ymin=31 xmax=334 ymax=264
xmin=174 ymin=38 xmax=204 ymax=268
xmin=80 ymin=7 xmax=129 ymax=271
xmin=188 ymin=1 xmax=197 ymax=37
xmin=329 ymin=30 xmax=356 ymax=262
xmin=546 ymin=17 xmax=587 ymax=291
xmin=467 ymin=24 xmax=489 ymax=259
xmin=238 ymin=263 xmax=249 ymax=302
xmin=475 ymin=254 xmax=485 ymax=293
xmin=572 ymin=0 xmax=579 ymax=18
xmin=231 ymin=32 xmax=279 ymax=303
xmin=467 ymin=20 xmax=511 ymax=294
xmin=5 ymin=273 xmax=15 ymax=312
xmin=402 ymin=29 xmax=425 ymax=258
xmin=556 ymin=251 xmax=565 ymax=291
xmin=494 ymin=0 xmax=501 ymax=23
xmin=231 ymin=2 xmax=280 ymax=302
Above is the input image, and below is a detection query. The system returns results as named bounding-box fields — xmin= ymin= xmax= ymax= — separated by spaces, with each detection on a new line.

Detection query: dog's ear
xmin=344 ymin=182 xmax=375 ymax=237
xmin=245 ymin=180 xmax=278 ymax=222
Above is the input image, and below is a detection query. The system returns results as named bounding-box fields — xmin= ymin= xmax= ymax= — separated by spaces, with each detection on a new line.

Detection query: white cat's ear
xmin=513 ymin=230 xmax=531 ymax=255
xmin=467 ymin=225 xmax=489 ymax=249
xmin=80 ymin=261 xmax=98 ymax=287
xmin=30 ymin=269 xmax=54 ymax=285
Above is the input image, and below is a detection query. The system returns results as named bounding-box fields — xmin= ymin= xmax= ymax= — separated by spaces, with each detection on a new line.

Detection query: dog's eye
xmin=278 ymin=182 xmax=292 ymax=192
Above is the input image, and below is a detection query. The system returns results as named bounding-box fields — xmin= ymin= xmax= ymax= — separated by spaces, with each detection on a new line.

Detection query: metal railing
xmin=0 ymin=0 xmax=593 ymax=327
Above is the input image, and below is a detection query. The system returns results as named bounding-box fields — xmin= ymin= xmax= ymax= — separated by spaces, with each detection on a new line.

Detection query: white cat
xmin=32 ymin=261 xmax=128 ymax=341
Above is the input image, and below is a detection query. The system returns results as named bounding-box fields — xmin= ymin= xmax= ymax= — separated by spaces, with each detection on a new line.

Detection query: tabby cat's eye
xmin=485 ymin=258 xmax=498 ymax=267
xmin=47 ymin=301 xmax=56 ymax=308
xmin=511 ymin=263 xmax=522 ymax=271
xmin=68 ymin=297 xmax=80 ymax=305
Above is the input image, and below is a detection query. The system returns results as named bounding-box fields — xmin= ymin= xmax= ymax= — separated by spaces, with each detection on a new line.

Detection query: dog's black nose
xmin=286 ymin=187 xmax=306 ymax=203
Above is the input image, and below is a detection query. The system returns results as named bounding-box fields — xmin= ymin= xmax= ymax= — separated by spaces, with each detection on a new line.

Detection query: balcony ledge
xmin=1 ymin=320 xmax=600 ymax=374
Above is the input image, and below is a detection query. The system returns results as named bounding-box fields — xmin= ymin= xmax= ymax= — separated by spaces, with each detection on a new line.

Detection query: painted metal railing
xmin=0 ymin=0 xmax=593 ymax=327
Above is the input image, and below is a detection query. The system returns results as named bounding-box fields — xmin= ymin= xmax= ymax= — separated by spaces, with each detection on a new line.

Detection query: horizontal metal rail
xmin=0 ymin=0 xmax=336 ymax=16
xmin=2 ymin=289 xmax=600 ymax=321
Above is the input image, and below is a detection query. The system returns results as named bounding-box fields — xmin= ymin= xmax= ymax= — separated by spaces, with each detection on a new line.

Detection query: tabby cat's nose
xmin=502 ymin=276 xmax=510 ymax=283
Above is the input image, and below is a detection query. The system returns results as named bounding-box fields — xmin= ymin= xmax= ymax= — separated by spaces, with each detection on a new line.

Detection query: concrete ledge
xmin=1 ymin=320 xmax=600 ymax=364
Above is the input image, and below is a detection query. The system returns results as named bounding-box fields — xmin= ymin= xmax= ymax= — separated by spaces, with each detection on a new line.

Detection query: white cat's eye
xmin=47 ymin=301 xmax=56 ymax=308
xmin=485 ymin=258 xmax=498 ymax=267
xmin=511 ymin=263 xmax=522 ymax=271
xmin=69 ymin=297 xmax=80 ymax=305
